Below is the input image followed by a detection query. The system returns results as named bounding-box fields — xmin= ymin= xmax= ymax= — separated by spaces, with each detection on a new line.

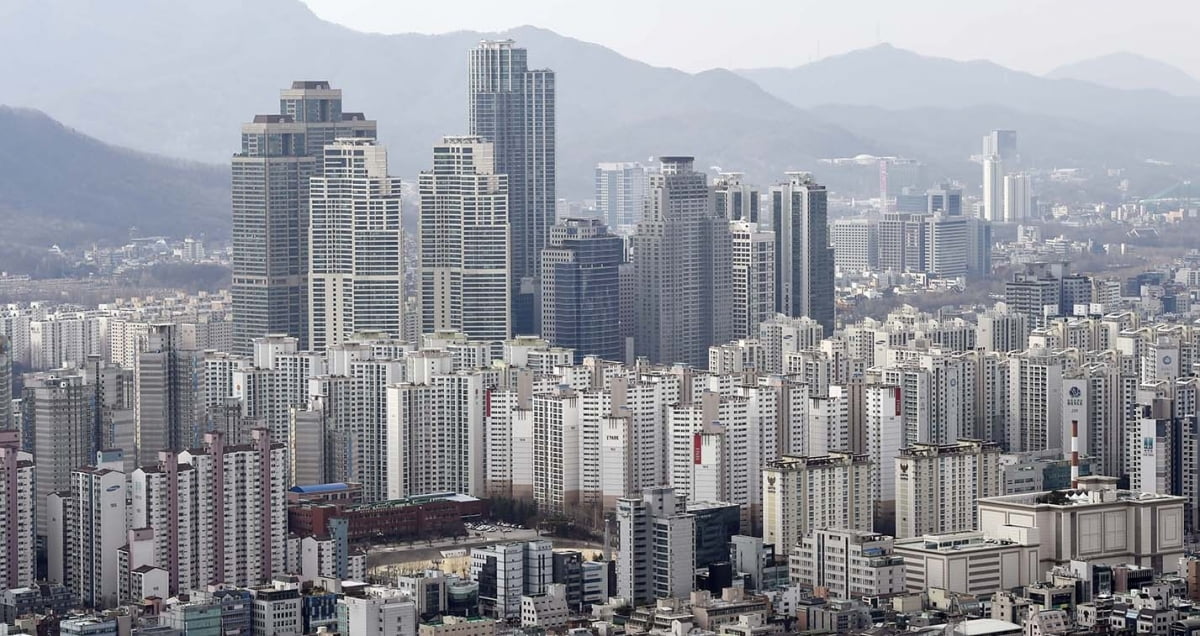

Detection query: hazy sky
xmin=302 ymin=0 xmax=1200 ymax=76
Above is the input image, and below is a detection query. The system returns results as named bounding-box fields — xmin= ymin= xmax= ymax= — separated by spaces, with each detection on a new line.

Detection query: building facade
xmin=308 ymin=138 xmax=404 ymax=351
xmin=232 ymin=81 xmax=376 ymax=353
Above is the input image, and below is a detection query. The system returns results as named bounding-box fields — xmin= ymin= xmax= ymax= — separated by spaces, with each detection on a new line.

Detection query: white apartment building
xmin=757 ymin=314 xmax=824 ymax=375
xmin=864 ymin=384 xmax=904 ymax=528
xmin=418 ymin=136 xmax=510 ymax=344
xmin=730 ymin=221 xmax=776 ymax=340
xmin=762 ymin=452 xmax=872 ymax=552
xmin=386 ymin=356 xmax=496 ymax=498
xmin=308 ymin=138 xmax=405 ymax=351
xmin=50 ymin=465 xmax=126 ymax=609
xmin=895 ymin=440 xmax=1001 ymax=539
xmin=1007 ymin=347 xmax=1067 ymax=453
xmin=791 ymin=529 xmax=906 ymax=600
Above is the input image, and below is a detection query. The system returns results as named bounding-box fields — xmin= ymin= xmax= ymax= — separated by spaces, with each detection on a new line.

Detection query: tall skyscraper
xmin=632 ymin=156 xmax=732 ymax=367
xmin=418 ymin=136 xmax=511 ymax=343
xmin=926 ymin=184 xmax=963 ymax=216
xmin=232 ymin=81 xmax=376 ymax=353
xmin=965 ymin=217 xmax=993 ymax=278
xmin=981 ymin=155 xmax=1003 ymax=222
xmin=308 ymin=138 xmax=404 ymax=351
xmin=982 ymin=130 xmax=1018 ymax=165
xmin=730 ymin=220 xmax=776 ymax=340
xmin=469 ymin=40 xmax=556 ymax=336
xmin=771 ymin=172 xmax=835 ymax=334
xmin=711 ymin=172 xmax=760 ymax=223
xmin=540 ymin=218 xmax=624 ymax=362
xmin=135 ymin=324 xmax=203 ymax=464
xmin=23 ymin=370 xmax=94 ymax=537
xmin=594 ymin=162 xmax=648 ymax=229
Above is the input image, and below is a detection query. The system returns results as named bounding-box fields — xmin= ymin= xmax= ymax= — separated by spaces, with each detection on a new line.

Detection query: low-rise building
xmin=791 ymin=529 xmax=906 ymax=601
xmin=977 ymin=476 xmax=1186 ymax=574
xmin=893 ymin=528 xmax=1040 ymax=595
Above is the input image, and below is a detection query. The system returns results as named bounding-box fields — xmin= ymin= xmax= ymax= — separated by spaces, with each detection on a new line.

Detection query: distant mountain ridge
xmin=1046 ymin=51 xmax=1200 ymax=97
xmin=0 ymin=0 xmax=1198 ymax=226
xmin=0 ymin=106 xmax=228 ymax=252
xmin=0 ymin=0 xmax=872 ymax=197
xmin=735 ymin=43 xmax=1200 ymax=132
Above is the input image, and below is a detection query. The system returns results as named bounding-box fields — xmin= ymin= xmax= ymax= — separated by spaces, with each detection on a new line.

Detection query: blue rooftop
xmin=290 ymin=483 xmax=351 ymax=494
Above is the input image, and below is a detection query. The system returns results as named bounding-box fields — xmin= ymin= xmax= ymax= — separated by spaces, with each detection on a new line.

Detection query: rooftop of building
xmin=979 ymin=476 xmax=1185 ymax=508
xmin=895 ymin=531 xmax=1029 ymax=552
xmin=290 ymin=482 xmax=352 ymax=494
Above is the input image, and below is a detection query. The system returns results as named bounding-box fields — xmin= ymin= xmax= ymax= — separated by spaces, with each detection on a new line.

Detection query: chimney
xmin=1070 ymin=420 xmax=1080 ymax=489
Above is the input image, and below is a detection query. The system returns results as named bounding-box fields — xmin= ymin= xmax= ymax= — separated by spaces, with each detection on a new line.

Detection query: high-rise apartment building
xmin=469 ymin=39 xmax=555 ymax=336
xmin=0 ymin=431 xmax=33 ymax=590
xmin=771 ymin=172 xmax=835 ymax=334
xmin=23 ymin=370 xmax=94 ymax=538
xmin=594 ymin=162 xmax=648 ymax=229
xmin=419 ymin=136 xmax=511 ymax=344
xmin=1003 ymin=173 xmax=1032 ymax=223
xmin=386 ymin=353 xmax=495 ymax=498
xmin=135 ymin=323 xmax=204 ymax=464
xmin=51 ymin=464 xmax=126 ymax=609
xmin=540 ymin=218 xmax=624 ymax=362
xmin=616 ymin=487 xmax=695 ymax=606
xmin=730 ymin=220 xmax=776 ymax=340
xmin=633 ymin=156 xmax=732 ymax=367
xmin=982 ymin=156 xmax=1003 ymax=222
xmin=232 ymin=81 xmax=376 ymax=353
xmin=894 ymin=440 xmax=1001 ymax=539
xmin=131 ymin=430 xmax=287 ymax=594
xmin=762 ymin=452 xmax=872 ymax=552
xmin=309 ymin=138 xmax=404 ymax=351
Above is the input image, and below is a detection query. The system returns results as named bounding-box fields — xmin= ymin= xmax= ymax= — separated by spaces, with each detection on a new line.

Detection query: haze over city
xmin=2 ymin=1 xmax=1200 ymax=635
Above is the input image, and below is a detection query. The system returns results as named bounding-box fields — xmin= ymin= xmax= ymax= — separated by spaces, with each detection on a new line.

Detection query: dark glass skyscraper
xmin=770 ymin=172 xmax=835 ymax=334
xmin=231 ymin=81 xmax=375 ymax=353
xmin=469 ymin=40 xmax=556 ymax=336
xmin=540 ymin=218 xmax=624 ymax=363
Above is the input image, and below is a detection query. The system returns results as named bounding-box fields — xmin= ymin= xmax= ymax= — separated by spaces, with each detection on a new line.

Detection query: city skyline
xmin=7 ymin=6 xmax=1200 ymax=634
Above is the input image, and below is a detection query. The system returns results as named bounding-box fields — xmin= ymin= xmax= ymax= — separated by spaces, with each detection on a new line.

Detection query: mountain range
xmin=1047 ymin=52 xmax=1200 ymax=97
xmin=0 ymin=106 xmax=227 ymax=263
xmin=2 ymin=0 xmax=1200 ymax=259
